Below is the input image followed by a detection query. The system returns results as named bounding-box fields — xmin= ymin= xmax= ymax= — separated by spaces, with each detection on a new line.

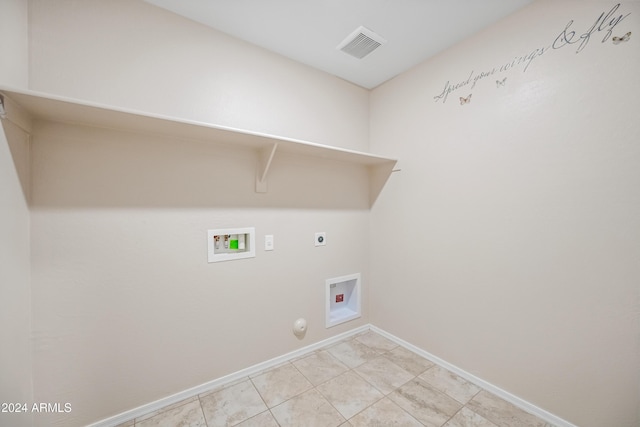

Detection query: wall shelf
xmin=0 ymin=86 xmax=397 ymax=205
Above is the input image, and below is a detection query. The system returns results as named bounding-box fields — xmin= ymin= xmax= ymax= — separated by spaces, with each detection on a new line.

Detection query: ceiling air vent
xmin=337 ymin=26 xmax=387 ymax=59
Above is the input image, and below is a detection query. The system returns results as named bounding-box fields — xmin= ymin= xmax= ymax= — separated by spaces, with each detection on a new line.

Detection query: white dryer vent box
xmin=326 ymin=273 xmax=361 ymax=328
xmin=208 ymin=227 xmax=255 ymax=263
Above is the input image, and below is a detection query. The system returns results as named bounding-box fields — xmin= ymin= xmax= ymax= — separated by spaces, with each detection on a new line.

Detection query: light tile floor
xmin=116 ymin=331 xmax=555 ymax=427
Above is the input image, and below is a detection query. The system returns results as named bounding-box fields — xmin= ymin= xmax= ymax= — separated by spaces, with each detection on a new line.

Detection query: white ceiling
xmin=144 ymin=0 xmax=533 ymax=89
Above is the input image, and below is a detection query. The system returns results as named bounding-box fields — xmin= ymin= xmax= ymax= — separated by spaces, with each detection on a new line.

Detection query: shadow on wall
xmin=1 ymin=119 xmax=30 ymax=204
xmin=28 ymin=120 xmax=371 ymax=210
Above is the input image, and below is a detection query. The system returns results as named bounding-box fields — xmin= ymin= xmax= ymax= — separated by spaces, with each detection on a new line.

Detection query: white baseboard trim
xmin=90 ymin=323 xmax=577 ymax=427
xmin=369 ymin=325 xmax=578 ymax=427
xmin=88 ymin=324 xmax=370 ymax=427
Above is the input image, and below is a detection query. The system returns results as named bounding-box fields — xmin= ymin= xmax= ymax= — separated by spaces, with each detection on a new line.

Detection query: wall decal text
xmin=433 ymin=3 xmax=631 ymax=104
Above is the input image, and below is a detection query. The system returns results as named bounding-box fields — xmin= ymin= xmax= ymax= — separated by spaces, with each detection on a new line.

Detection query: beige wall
xmin=29 ymin=121 xmax=371 ymax=425
xmin=0 ymin=0 xmax=28 ymax=88
xmin=370 ymin=2 xmax=640 ymax=427
xmin=0 ymin=1 xmax=32 ymax=427
xmin=0 ymin=124 xmax=32 ymax=427
xmin=26 ymin=1 xmax=372 ymax=425
xmin=28 ymin=0 xmax=369 ymax=152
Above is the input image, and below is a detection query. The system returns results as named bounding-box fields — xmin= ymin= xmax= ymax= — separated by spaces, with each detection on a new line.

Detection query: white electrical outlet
xmin=315 ymin=232 xmax=326 ymax=246
xmin=265 ymin=235 xmax=274 ymax=251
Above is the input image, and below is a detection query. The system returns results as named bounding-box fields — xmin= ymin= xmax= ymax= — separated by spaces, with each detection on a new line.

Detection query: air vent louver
xmin=337 ymin=26 xmax=386 ymax=59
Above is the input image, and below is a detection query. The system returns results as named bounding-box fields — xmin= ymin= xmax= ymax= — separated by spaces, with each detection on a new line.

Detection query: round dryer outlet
xmin=315 ymin=232 xmax=326 ymax=246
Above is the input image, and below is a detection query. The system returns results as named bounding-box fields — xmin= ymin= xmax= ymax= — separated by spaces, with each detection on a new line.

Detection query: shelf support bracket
xmin=256 ymin=142 xmax=278 ymax=193
xmin=0 ymin=94 xmax=7 ymax=119
xmin=0 ymin=92 xmax=33 ymax=134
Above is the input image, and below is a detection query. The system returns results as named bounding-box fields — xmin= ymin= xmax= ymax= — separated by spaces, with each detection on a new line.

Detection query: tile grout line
xmin=288 ymin=344 xmax=353 ymax=425
xmin=196 ymin=395 xmax=209 ymax=427
xmin=240 ymin=375 xmax=281 ymax=427
xmin=455 ymin=388 xmax=497 ymax=427
xmin=288 ymin=331 xmax=385 ymax=426
xmin=442 ymin=405 xmax=466 ymax=427
xmin=319 ymin=333 xmax=381 ymax=426
xmin=327 ymin=331 xmax=422 ymax=425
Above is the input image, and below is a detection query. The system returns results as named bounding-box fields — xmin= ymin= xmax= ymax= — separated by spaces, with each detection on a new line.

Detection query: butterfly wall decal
xmin=612 ymin=32 xmax=631 ymax=44
xmin=459 ymin=94 xmax=472 ymax=105
xmin=496 ymin=77 xmax=507 ymax=88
